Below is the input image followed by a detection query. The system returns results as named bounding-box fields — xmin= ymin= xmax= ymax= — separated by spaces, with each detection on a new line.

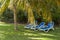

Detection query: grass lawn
xmin=0 ymin=23 xmax=60 ymax=40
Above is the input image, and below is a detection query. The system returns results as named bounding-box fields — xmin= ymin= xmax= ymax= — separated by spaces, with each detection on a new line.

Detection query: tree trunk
xmin=13 ymin=8 xmax=18 ymax=30
xmin=27 ymin=7 xmax=35 ymax=24
xmin=24 ymin=0 xmax=35 ymax=24
xmin=12 ymin=0 xmax=19 ymax=31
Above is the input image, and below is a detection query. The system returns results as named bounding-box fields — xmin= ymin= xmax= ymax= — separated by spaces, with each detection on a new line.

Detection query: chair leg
xmin=52 ymin=28 xmax=54 ymax=30
xmin=44 ymin=29 xmax=49 ymax=32
xmin=43 ymin=30 xmax=48 ymax=32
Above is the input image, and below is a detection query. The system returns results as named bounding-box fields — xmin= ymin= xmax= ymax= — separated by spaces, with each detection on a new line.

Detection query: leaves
xmin=0 ymin=0 xmax=10 ymax=15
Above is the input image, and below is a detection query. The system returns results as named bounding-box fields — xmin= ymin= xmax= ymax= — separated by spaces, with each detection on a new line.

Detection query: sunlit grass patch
xmin=0 ymin=23 xmax=60 ymax=40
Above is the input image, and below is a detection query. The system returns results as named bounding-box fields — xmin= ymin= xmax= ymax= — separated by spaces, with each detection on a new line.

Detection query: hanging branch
xmin=0 ymin=0 xmax=10 ymax=15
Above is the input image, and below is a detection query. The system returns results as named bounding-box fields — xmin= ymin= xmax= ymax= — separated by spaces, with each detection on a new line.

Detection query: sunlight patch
xmin=0 ymin=34 xmax=5 ymax=39
xmin=0 ymin=22 xmax=5 ymax=24
xmin=28 ymin=37 xmax=42 ymax=40
xmin=40 ymin=33 xmax=55 ymax=36
xmin=0 ymin=24 xmax=10 ymax=26
xmin=0 ymin=31 xmax=5 ymax=33
xmin=0 ymin=31 xmax=5 ymax=40
xmin=24 ymin=33 xmax=38 ymax=36
xmin=28 ymin=37 xmax=53 ymax=40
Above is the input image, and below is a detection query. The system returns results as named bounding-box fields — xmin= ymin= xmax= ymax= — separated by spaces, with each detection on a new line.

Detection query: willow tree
xmin=40 ymin=0 xmax=53 ymax=23
xmin=9 ymin=0 xmax=21 ymax=30
xmin=56 ymin=0 xmax=60 ymax=7
xmin=23 ymin=0 xmax=35 ymax=25
xmin=9 ymin=0 xmax=35 ymax=30
xmin=0 ymin=0 xmax=19 ymax=30
xmin=12 ymin=0 xmax=18 ymax=30
xmin=28 ymin=0 xmax=41 ymax=16
xmin=56 ymin=0 xmax=60 ymax=14
xmin=28 ymin=0 xmax=52 ymax=23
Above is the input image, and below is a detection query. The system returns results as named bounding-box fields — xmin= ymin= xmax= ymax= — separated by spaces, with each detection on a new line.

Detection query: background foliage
xmin=0 ymin=0 xmax=60 ymax=25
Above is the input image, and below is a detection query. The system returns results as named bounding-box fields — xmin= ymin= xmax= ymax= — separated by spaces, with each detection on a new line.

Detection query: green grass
xmin=0 ymin=23 xmax=60 ymax=40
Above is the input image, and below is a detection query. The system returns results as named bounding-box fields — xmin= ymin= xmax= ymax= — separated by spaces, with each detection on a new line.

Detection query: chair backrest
xmin=39 ymin=22 xmax=45 ymax=26
xmin=47 ymin=22 xmax=54 ymax=28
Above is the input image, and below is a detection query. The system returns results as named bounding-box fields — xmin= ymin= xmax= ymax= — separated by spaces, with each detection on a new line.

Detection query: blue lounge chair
xmin=30 ymin=22 xmax=45 ymax=30
xmin=24 ymin=24 xmax=32 ymax=29
xmin=24 ymin=21 xmax=38 ymax=30
xmin=38 ymin=21 xmax=54 ymax=32
xmin=30 ymin=21 xmax=38 ymax=30
xmin=36 ymin=22 xmax=45 ymax=30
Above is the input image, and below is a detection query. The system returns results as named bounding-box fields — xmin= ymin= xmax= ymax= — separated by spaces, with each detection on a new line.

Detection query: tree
xmin=23 ymin=0 xmax=35 ymax=24
xmin=9 ymin=0 xmax=19 ymax=30
xmin=0 ymin=0 xmax=10 ymax=15
xmin=0 ymin=0 xmax=18 ymax=30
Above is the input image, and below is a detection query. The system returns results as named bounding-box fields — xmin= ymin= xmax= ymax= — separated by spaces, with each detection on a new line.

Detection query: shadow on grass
xmin=18 ymin=25 xmax=60 ymax=40
xmin=0 ymin=24 xmax=60 ymax=40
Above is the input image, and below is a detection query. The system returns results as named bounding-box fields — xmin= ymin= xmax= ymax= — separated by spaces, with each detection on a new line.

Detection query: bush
xmin=1 ymin=9 xmax=28 ymax=23
xmin=1 ymin=8 xmax=14 ymax=23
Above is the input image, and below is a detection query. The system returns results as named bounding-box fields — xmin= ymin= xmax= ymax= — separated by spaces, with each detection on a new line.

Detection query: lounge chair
xmin=36 ymin=22 xmax=45 ymax=30
xmin=24 ymin=24 xmax=32 ymax=29
xmin=38 ymin=21 xmax=54 ymax=32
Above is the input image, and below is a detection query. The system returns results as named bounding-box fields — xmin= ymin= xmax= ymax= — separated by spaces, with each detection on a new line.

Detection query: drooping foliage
xmin=0 ymin=0 xmax=60 ymax=25
xmin=0 ymin=0 xmax=10 ymax=15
